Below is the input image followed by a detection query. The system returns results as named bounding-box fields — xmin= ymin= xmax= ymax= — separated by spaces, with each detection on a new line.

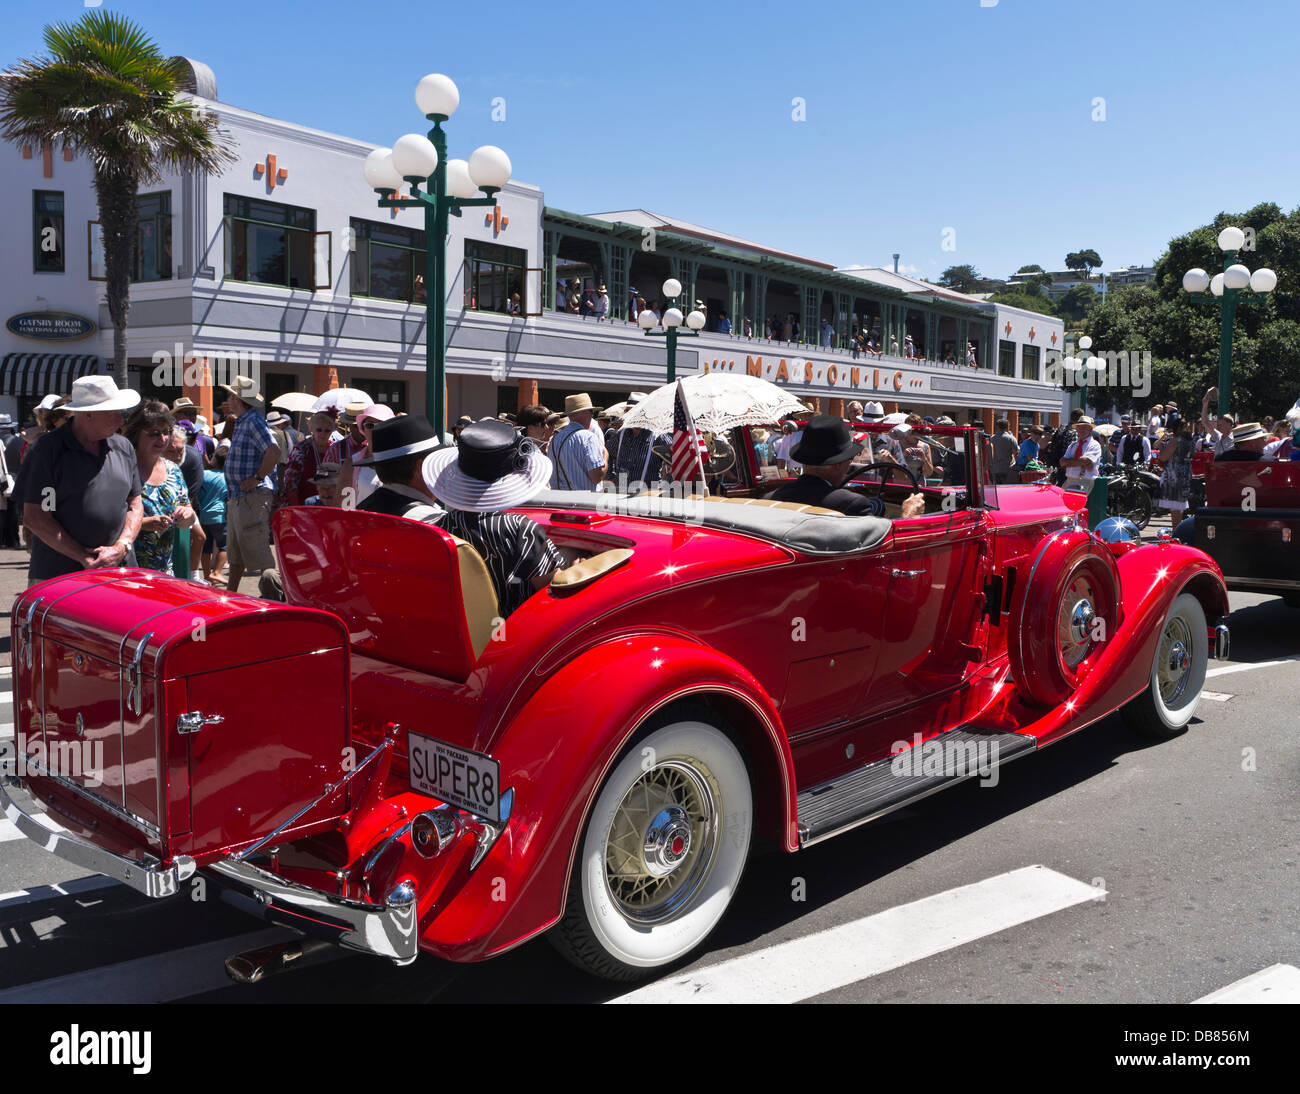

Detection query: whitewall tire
xmin=1121 ymin=592 xmax=1208 ymax=739
xmin=551 ymin=718 xmax=752 ymax=981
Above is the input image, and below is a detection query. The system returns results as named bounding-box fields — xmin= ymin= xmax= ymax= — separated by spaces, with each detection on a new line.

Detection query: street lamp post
xmin=1182 ymin=226 xmax=1276 ymax=416
xmin=363 ymin=73 xmax=512 ymax=434
xmin=639 ymin=278 xmax=706 ymax=382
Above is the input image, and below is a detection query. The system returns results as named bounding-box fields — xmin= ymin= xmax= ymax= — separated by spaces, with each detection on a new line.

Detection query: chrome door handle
xmin=891 ymin=569 xmax=924 ymax=578
xmin=176 ymin=712 xmax=225 ymax=735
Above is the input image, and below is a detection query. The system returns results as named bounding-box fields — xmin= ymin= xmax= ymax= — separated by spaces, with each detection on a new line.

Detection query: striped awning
xmin=0 ymin=353 xmax=105 ymax=398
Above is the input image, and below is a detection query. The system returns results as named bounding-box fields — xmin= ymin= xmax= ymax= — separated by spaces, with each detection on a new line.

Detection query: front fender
xmin=1027 ymin=540 xmax=1228 ymax=744
xmin=418 ymin=634 xmax=796 ymax=962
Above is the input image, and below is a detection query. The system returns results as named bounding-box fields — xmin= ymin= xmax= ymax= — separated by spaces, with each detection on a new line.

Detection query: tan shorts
xmin=226 ymin=488 xmax=275 ymax=570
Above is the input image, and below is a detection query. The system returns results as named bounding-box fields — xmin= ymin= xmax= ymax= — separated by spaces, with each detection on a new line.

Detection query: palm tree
xmin=1 ymin=10 xmax=234 ymax=387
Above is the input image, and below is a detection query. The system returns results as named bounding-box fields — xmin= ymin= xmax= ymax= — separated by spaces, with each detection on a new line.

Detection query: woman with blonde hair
xmin=279 ymin=411 xmax=338 ymax=507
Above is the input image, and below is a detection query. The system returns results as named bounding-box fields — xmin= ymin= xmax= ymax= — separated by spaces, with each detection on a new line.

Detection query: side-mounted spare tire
xmin=1008 ymin=531 xmax=1123 ymax=707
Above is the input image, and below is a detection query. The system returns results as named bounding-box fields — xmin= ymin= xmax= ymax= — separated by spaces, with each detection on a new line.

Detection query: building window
xmin=263 ymin=372 xmax=300 ymax=406
xmin=223 ymin=194 xmax=326 ymax=289
xmin=1022 ymin=344 xmax=1040 ymax=381
xmin=350 ymin=219 xmax=427 ymax=304
xmin=134 ymin=192 xmax=172 ymax=282
xmin=349 ymin=377 xmax=407 ymax=411
xmin=465 ymin=240 xmax=527 ymax=315
xmin=998 ymin=339 xmax=1016 ymax=378
xmin=34 ymin=191 xmax=64 ymax=273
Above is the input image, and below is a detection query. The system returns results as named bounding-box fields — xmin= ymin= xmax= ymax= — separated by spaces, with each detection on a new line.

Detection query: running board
xmin=796 ymin=729 xmax=1037 ymax=847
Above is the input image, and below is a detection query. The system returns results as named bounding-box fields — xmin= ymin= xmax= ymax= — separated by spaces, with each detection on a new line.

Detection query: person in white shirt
xmin=1060 ymin=417 xmax=1103 ymax=487
xmin=1146 ymin=405 xmax=1164 ymax=441
xmin=1116 ymin=418 xmax=1152 ymax=465
xmin=774 ymin=422 xmax=803 ymax=475
xmin=595 ymin=285 xmax=610 ymax=320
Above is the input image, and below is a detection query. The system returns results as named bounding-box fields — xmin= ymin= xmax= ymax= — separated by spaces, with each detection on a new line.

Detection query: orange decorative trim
xmin=62 ymin=146 xmax=74 ymax=162
xmin=21 ymin=145 xmax=32 ymax=159
xmin=255 ymin=153 xmax=289 ymax=190
xmin=42 ymin=142 xmax=53 ymax=179
xmin=485 ymin=205 xmax=509 ymax=236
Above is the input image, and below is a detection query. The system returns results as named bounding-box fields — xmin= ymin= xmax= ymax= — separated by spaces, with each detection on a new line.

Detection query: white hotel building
xmin=1 ymin=59 xmax=1067 ymax=435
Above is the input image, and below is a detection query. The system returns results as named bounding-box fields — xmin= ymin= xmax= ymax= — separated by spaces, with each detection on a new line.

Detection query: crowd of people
xmin=11 ymin=370 xmax=1295 ymax=622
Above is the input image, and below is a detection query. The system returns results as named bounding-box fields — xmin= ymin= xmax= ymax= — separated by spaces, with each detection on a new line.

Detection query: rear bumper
xmin=0 ymin=777 xmax=195 ymax=899
xmin=209 ymin=858 xmax=418 ymax=966
xmin=1 ymin=777 xmax=419 ymax=966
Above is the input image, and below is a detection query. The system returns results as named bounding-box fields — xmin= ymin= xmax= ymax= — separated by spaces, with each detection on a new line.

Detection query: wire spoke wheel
xmin=552 ymin=717 xmax=752 ymax=980
xmin=1122 ymin=591 xmax=1208 ymax=739
xmin=604 ymin=760 xmax=719 ymax=923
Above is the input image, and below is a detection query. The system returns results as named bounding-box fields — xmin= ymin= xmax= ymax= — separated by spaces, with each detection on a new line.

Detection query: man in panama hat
xmin=20 ymin=376 xmax=144 ymax=585
xmin=549 ymin=393 xmax=607 ymax=491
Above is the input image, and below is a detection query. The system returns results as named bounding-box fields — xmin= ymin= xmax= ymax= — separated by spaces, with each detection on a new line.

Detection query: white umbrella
xmin=311 ymin=388 xmax=374 ymax=414
xmin=880 ymin=411 xmax=908 ymax=426
xmin=619 ymin=373 xmax=810 ymax=435
xmin=1093 ymin=423 xmax=1120 ymax=438
xmin=271 ymin=392 xmax=317 ymax=413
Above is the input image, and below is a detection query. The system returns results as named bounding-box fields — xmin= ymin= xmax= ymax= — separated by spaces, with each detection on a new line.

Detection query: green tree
xmin=1065 ymin=249 xmax=1103 ymax=277
xmin=1 ymin=11 xmax=234 ymax=386
xmin=1056 ymin=283 xmax=1098 ymax=325
xmin=986 ymin=290 xmax=1057 ymax=318
xmin=1082 ymin=203 xmax=1300 ymax=419
xmin=938 ymin=264 xmax=982 ymax=293
xmin=1016 ymin=264 xmax=1045 ymax=274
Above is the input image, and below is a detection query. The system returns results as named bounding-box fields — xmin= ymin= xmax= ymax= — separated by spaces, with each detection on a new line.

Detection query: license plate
xmin=407 ymin=733 xmax=502 ymax=822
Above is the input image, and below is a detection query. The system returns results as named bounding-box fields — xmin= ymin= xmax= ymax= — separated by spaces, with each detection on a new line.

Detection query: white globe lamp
xmin=1210 ymin=273 xmax=1225 ymax=297
xmin=1217 ymin=226 xmax=1246 ymax=252
xmin=467 ymin=145 xmax=511 ymax=192
xmin=1249 ymin=268 xmax=1277 ymax=294
xmin=637 ymin=309 xmax=658 ymax=330
xmin=1182 ymin=268 xmax=1210 ymax=294
xmin=415 ymin=74 xmax=460 ymax=119
xmin=662 ymin=278 xmax=682 ymax=299
xmin=445 ymin=158 xmax=477 ymax=200
xmin=663 ymin=308 xmax=684 ymax=328
xmin=685 ymin=310 xmax=706 ymax=331
xmin=363 ymin=148 xmax=404 ymax=191
xmin=391 ymin=133 xmax=439 ymax=180
xmin=1223 ymin=264 xmax=1251 ymax=291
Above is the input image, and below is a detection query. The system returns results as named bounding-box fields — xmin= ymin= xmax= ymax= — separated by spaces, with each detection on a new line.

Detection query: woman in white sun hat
xmin=20 ymin=375 xmax=143 ymax=586
xmin=423 ymin=418 xmax=562 ymax=618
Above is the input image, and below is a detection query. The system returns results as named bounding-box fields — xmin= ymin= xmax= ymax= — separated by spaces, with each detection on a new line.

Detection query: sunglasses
xmin=143 ymin=429 xmax=169 ymax=439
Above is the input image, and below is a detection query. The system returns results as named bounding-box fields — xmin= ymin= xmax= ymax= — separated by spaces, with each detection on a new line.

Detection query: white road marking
xmin=1193 ymin=964 xmax=1300 ymax=1003
xmin=1207 ymin=655 xmax=1300 ymax=679
xmin=610 ymin=866 xmax=1102 ymax=1005
xmin=1200 ymin=691 xmax=1233 ymax=702
xmin=0 ymin=874 xmax=120 ymax=908
xmin=0 ymin=927 xmax=294 ymax=1003
xmin=0 ymin=818 xmax=26 ymax=843
xmin=0 ymin=724 xmax=13 ymax=741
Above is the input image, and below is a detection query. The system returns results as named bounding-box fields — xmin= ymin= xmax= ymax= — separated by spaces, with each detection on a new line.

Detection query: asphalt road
xmin=0 ymin=543 xmax=1296 ymax=1007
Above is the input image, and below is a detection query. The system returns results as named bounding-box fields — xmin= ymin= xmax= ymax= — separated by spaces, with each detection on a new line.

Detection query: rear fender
xmin=1028 ymin=542 xmax=1228 ymax=744
xmin=418 ymin=634 xmax=796 ymax=961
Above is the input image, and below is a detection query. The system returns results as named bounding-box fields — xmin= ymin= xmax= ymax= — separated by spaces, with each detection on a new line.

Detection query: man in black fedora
xmin=354 ymin=415 xmax=446 ymax=523
xmin=766 ymin=414 xmax=925 ymax=518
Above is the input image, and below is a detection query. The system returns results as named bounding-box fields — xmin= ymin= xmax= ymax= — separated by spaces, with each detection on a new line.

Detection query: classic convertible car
xmin=3 ymin=424 xmax=1231 ymax=982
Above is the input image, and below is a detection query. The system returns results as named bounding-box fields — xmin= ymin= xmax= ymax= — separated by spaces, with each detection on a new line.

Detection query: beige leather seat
xmin=447 ymin=536 xmax=501 ymax=661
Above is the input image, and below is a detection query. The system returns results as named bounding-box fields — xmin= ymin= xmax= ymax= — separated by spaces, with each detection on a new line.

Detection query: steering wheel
xmin=848 ymin=461 xmax=922 ymax=496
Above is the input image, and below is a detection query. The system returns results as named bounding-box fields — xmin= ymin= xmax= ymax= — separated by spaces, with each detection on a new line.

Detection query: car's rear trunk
xmin=13 ymin=570 xmax=351 ymax=866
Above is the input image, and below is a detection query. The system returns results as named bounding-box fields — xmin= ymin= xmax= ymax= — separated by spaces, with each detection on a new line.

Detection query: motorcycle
xmin=1104 ymin=461 xmax=1159 ymax=529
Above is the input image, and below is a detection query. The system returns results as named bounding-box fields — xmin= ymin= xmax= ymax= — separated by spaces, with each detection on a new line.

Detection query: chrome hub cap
xmin=1157 ymin=617 xmax=1194 ymax=706
xmin=604 ymin=760 xmax=719 ymax=924
xmin=642 ymin=806 xmax=693 ymax=877
xmin=1069 ymin=599 xmax=1096 ymax=645
xmin=1058 ymin=576 xmax=1101 ymax=670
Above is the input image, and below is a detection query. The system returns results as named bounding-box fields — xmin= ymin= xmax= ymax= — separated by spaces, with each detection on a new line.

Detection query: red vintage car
xmin=2 ymin=424 xmax=1231 ymax=982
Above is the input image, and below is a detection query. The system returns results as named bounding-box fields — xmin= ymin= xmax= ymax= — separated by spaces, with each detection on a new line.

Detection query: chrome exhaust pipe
xmin=224 ymin=938 xmax=336 ymax=984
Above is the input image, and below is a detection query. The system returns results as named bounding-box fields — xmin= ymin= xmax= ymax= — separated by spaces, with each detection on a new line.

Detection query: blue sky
xmin=5 ymin=0 xmax=1297 ymax=280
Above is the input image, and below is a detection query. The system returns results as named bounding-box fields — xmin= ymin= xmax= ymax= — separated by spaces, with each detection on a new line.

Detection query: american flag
xmin=670 ymin=380 xmax=708 ymax=484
